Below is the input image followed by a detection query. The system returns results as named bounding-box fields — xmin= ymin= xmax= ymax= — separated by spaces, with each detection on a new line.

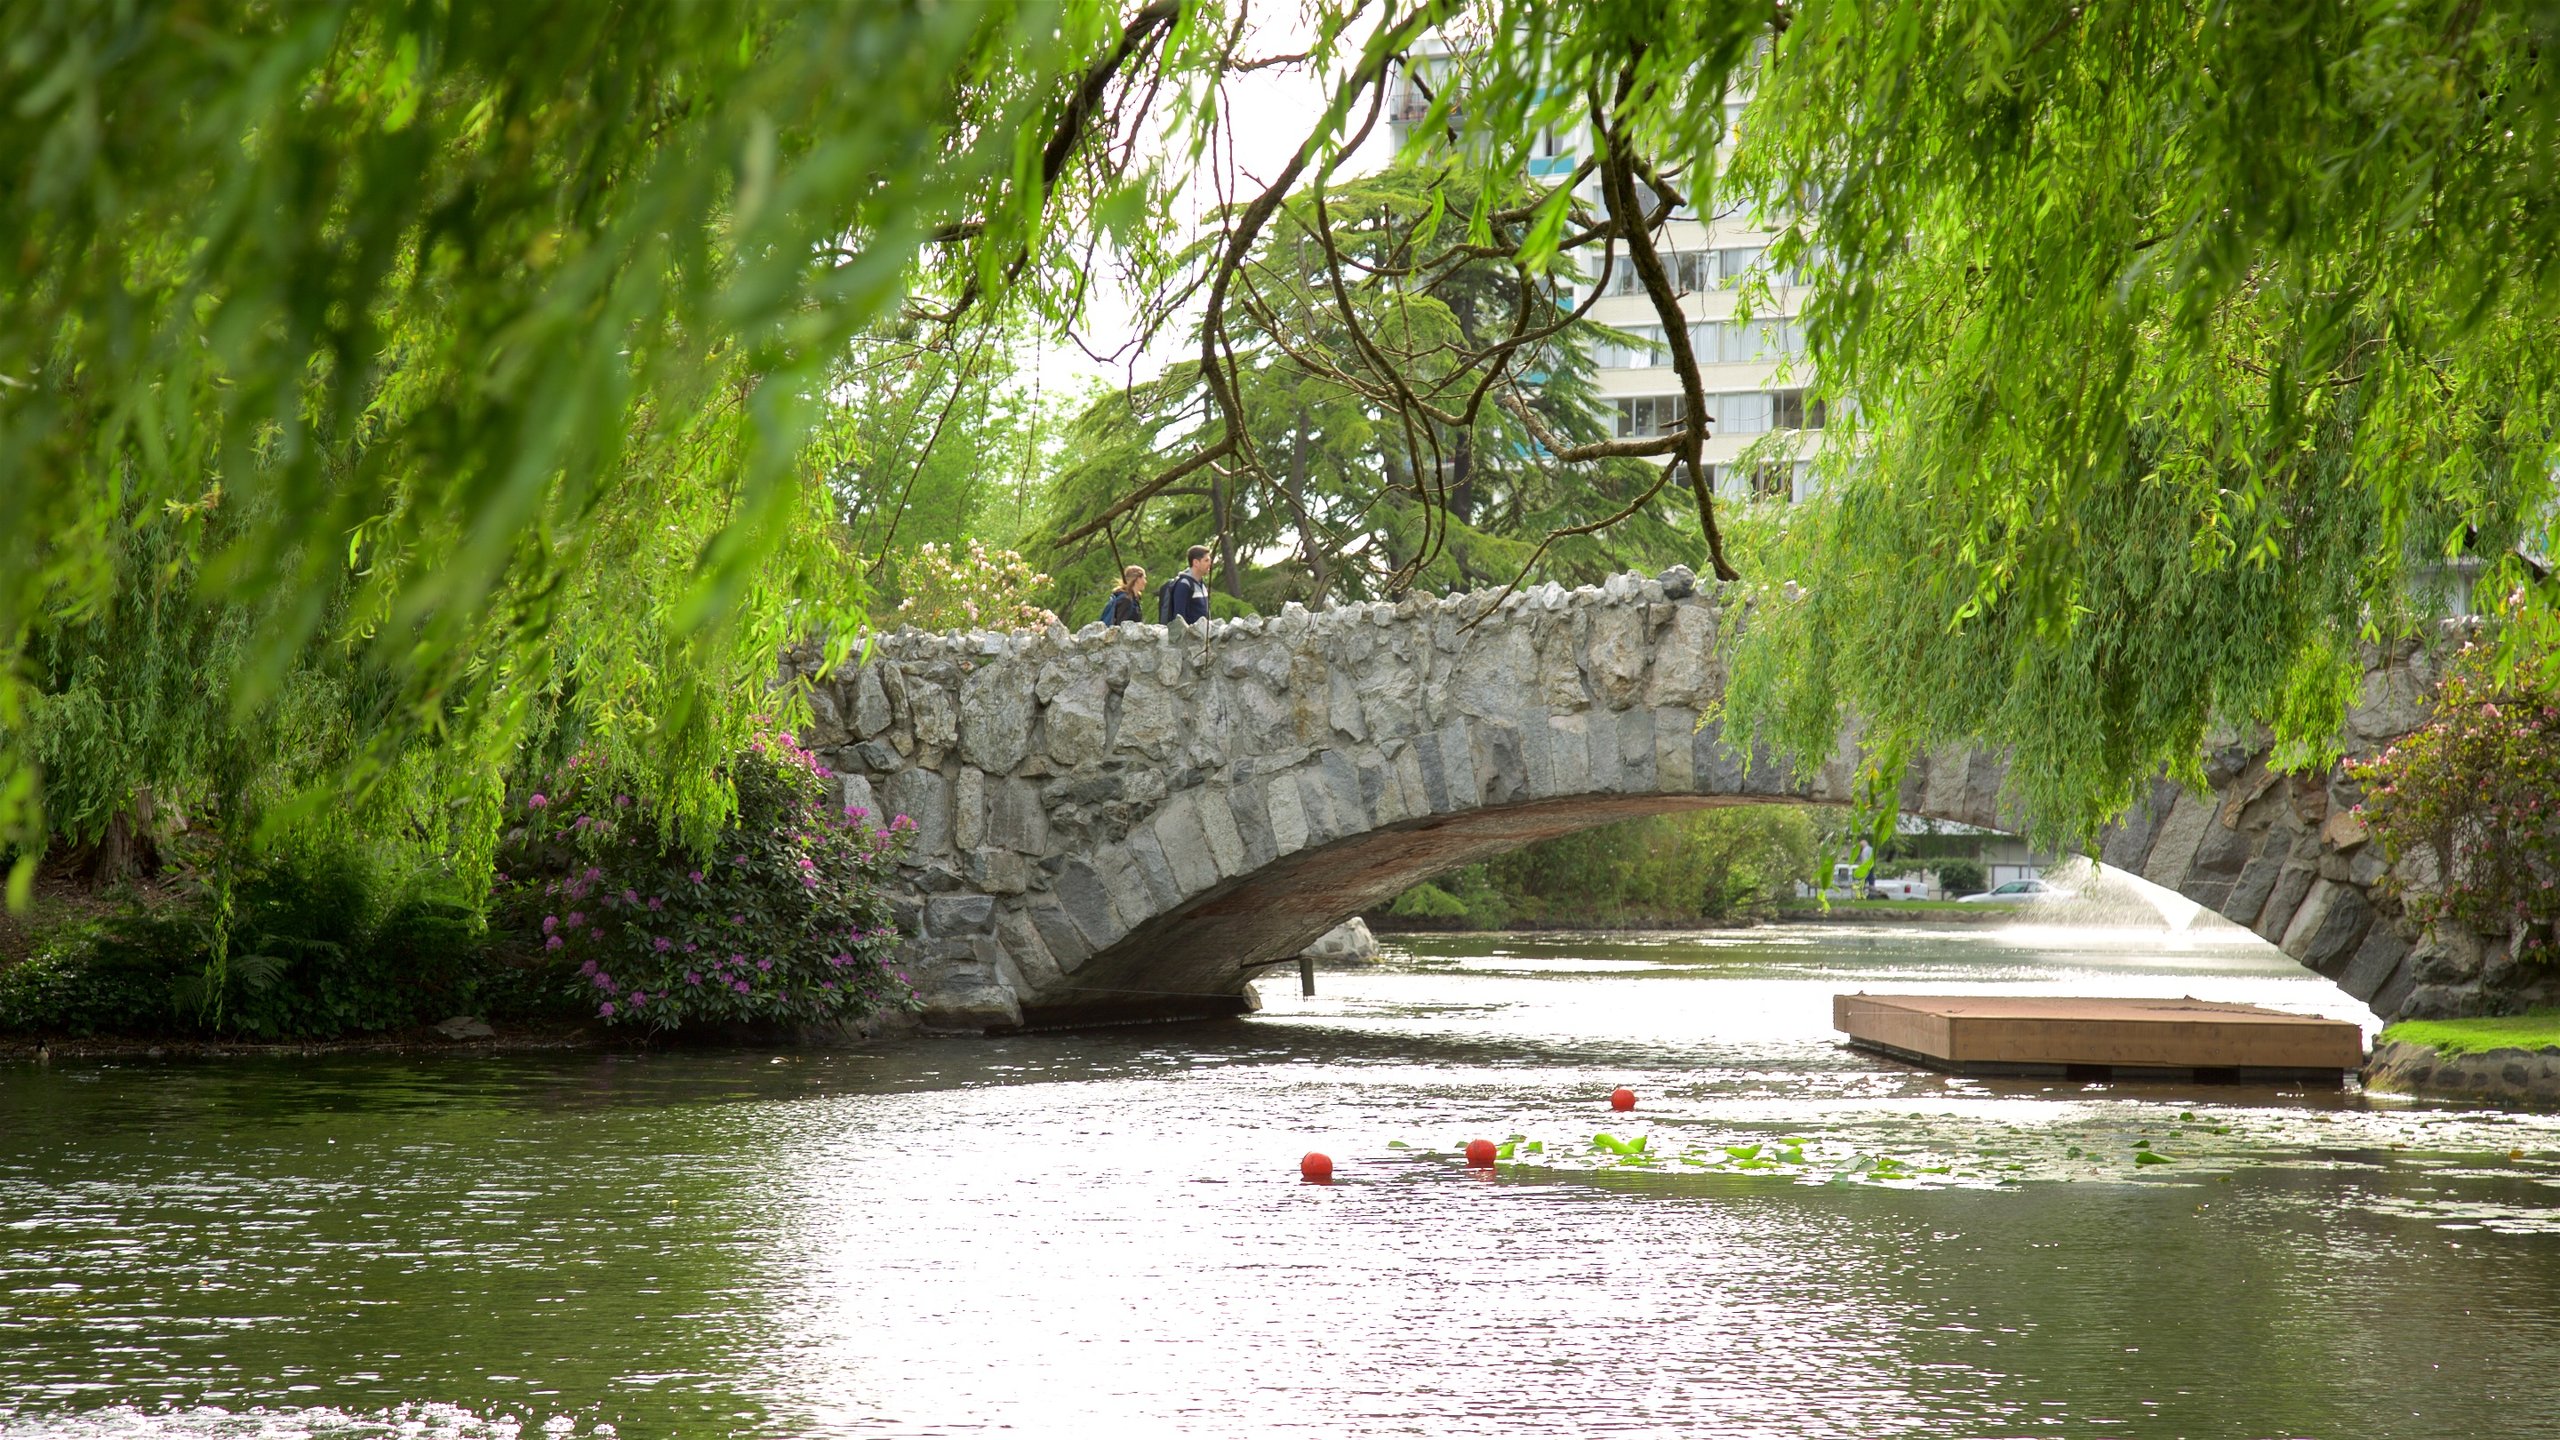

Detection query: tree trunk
xmin=1210 ymin=472 xmax=1242 ymax=599
xmin=1285 ymin=408 xmax=1330 ymax=602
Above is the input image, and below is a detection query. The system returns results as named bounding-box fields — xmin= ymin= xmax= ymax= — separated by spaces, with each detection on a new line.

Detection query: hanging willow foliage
xmin=1720 ymin=0 xmax=2560 ymax=843
xmin=0 ymin=0 xmax=1220 ymax=896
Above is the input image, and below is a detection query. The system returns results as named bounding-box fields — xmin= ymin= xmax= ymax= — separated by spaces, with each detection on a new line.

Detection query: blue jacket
xmin=1158 ymin=571 xmax=1211 ymax=625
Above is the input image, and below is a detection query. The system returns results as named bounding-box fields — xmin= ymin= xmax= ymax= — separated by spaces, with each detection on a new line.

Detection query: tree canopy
xmin=8 ymin=0 xmax=2557 ymax=903
xmin=1721 ymin=0 xmax=2560 ymax=841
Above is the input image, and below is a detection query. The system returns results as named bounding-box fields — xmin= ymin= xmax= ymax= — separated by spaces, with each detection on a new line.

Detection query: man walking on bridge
xmin=1158 ymin=543 xmax=1213 ymax=626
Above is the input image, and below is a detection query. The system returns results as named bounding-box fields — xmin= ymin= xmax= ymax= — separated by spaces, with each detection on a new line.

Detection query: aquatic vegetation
xmin=1394 ymin=1119 xmax=2238 ymax=1190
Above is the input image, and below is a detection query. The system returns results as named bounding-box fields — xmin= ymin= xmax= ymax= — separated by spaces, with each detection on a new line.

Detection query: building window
xmin=1708 ymin=391 xmax=1772 ymax=435
xmin=1613 ymin=395 xmax=1686 ymax=438
xmin=1596 ymin=324 xmax=1664 ymax=369
xmin=1595 ymin=245 xmax=1802 ymax=299
xmin=1772 ymin=388 xmax=1824 ymax=429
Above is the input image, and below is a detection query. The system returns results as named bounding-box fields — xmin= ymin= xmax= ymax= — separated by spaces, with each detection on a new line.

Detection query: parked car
xmin=1864 ymin=877 xmax=1932 ymax=901
xmin=1955 ymin=878 xmax=2073 ymax=904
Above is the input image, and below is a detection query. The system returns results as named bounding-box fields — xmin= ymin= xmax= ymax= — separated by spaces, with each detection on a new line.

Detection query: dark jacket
xmin=1101 ymin=590 xmax=1144 ymax=627
xmin=1158 ymin=571 xmax=1212 ymax=625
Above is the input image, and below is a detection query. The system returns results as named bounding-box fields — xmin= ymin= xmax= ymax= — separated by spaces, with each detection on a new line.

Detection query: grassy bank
xmin=2378 ymin=1012 xmax=2560 ymax=1056
xmin=1778 ymin=899 xmax=1994 ymax=918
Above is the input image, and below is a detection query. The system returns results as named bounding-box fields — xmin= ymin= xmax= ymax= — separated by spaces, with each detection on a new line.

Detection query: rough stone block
xmin=2140 ymin=792 xmax=2216 ymax=894
xmin=952 ymin=767 xmax=987 ymax=852
xmin=1125 ymin=825 xmax=1184 ymax=908
xmin=853 ymin=667 xmax=892 ymax=738
xmin=2099 ymin=780 xmax=2176 ymax=873
xmin=1467 ymin=723 xmax=1523 ymax=806
xmin=985 ymin=779 xmax=1047 ymax=854
xmin=1586 ymin=603 xmax=1647 ymax=708
xmin=1224 ymin=782 xmax=1278 ymax=870
xmin=882 ymin=768 xmax=952 ymax=856
xmin=1356 ymin=750 xmax=1407 ymax=827
xmin=1652 ymin=706 xmax=1698 ymax=792
xmin=1614 ymin=707 xmax=1657 ymax=793
xmin=1545 ymin=713 xmax=1591 ymax=795
xmin=2222 ymin=835 xmax=2286 ymax=927
xmin=839 ymin=773 xmax=878 ymax=822
xmin=2253 ymin=861 xmax=2318 ymax=942
xmin=1044 ymin=678 xmax=1107 ymax=768
xmin=2338 ymin=923 xmax=2413 ymax=1003
xmin=1115 ymin=676 xmax=1181 ymax=758
xmin=1265 ymin=772 xmax=1311 ymax=856
xmin=1411 ymin=732 xmax=1455 ymax=812
xmin=1328 ymin=666 xmax=1367 ymax=741
xmin=925 ymin=894 xmax=996 ymax=936
xmin=1692 ymin=717 xmax=1747 ymax=795
xmin=1093 ymin=845 xmax=1158 ymax=930
xmin=1026 ymin=900 xmax=1095 ymax=972
xmin=1154 ymin=793 xmax=1222 ymax=896
xmin=804 ymin=686 xmax=849 ymax=748
xmin=1051 ymin=859 xmax=1125 ymax=952
xmin=965 ymin=847 xmax=1031 ymax=895
xmin=2279 ymin=878 xmax=2373 ymax=977
xmin=919 ymin=985 xmax=1022 ymax=1033
xmin=995 ymin=908 xmax=1064 ymax=991
xmin=1195 ymin=787 xmax=1249 ymax=877
xmin=1436 ymin=720 xmax=1484 ymax=810
xmin=1646 ymin=604 xmax=1718 ymax=706
xmin=1318 ymin=748 xmax=1369 ymax=832
xmin=908 ymin=681 xmax=958 ymax=752
xmin=1294 ymin=767 xmax=1345 ymax=848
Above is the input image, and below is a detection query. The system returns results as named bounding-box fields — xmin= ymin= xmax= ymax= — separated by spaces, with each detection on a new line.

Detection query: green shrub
xmin=493 ymin=723 xmax=916 ymax=1030
xmin=0 ymin=847 xmax=521 ymax=1039
xmin=1934 ymin=859 xmax=1987 ymax=899
xmin=1388 ymin=882 xmax=1473 ymax=921
xmin=1379 ymin=808 xmax=1819 ymax=928
xmin=2352 ymin=641 xmax=2560 ymax=959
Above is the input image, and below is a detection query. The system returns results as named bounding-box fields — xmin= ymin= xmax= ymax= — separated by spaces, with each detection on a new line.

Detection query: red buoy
xmin=1464 ymin=1138 xmax=1497 ymax=1167
xmin=1610 ymin=1087 xmax=1637 ymax=1112
xmin=1300 ymin=1151 xmax=1334 ymax=1182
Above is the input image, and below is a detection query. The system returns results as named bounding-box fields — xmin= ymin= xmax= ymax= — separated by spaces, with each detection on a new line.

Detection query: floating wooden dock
xmin=1834 ymin=993 xmax=2365 ymax=1082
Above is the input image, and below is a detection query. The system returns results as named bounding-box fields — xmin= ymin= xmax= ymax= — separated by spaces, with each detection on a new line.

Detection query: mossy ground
xmin=2380 ymin=1011 xmax=2560 ymax=1056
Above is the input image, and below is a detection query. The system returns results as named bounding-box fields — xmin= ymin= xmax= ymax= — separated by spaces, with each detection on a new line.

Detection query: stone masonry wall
xmin=788 ymin=573 xmax=2549 ymax=1032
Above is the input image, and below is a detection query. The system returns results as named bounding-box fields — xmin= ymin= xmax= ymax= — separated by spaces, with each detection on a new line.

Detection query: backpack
xmin=1156 ymin=576 xmax=1183 ymax=625
xmin=1099 ymin=590 xmax=1139 ymax=626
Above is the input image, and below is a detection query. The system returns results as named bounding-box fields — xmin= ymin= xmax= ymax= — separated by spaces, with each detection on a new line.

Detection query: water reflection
xmin=2 ymin=924 xmax=2557 ymax=1437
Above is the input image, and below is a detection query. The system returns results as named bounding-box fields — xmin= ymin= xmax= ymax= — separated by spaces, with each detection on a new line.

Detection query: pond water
xmin=4 ymin=922 xmax=2559 ymax=1439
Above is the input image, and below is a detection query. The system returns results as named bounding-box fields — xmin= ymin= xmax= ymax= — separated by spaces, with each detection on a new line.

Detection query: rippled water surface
xmin=5 ymin=923 xmax=2560 ymax=1439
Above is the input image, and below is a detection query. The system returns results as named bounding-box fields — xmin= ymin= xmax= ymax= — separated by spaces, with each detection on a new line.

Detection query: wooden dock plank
xmin=1834 ymin=993 xmax=2365 ymax=1076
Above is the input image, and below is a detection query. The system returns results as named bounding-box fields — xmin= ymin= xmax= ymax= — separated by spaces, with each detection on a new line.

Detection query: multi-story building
xmin=1391 ymin=60 xmax=1827 ymax=504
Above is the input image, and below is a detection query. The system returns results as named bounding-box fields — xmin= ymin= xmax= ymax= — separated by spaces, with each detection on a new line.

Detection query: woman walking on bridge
xmin=1101 ymin=565 xmax=1147 ymax=627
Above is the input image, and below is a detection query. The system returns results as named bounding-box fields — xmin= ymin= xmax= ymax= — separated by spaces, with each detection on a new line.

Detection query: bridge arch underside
xmin=1015 ymin=786 xmax=2383 ymax=1028
xmin=1023 ymin=792 xmax=1755 ymax=1025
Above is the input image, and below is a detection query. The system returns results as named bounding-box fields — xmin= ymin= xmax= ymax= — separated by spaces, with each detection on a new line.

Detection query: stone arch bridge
xmin=795 ymin=570 xmax=2517 ymax=1033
